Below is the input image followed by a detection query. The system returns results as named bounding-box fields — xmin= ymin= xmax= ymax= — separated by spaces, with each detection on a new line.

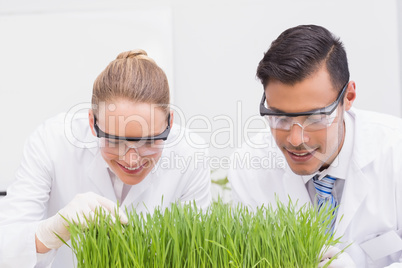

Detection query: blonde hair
xmin=92 ymin=49 xmax=170 ymax=115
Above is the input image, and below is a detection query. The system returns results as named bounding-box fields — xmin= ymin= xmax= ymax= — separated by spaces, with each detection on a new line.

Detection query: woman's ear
xmin=169 ymin=110 xmax=174 ymax=130
xmin=344 ymin=81 xmax=356 ymax=111
xmin=88 ymin=109 xmax=97 ymax=136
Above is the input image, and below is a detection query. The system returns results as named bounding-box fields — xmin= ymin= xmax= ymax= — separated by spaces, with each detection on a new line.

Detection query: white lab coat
xmin=0 ymin=112 xmax=211 ymax=268
xmin=228 ymin=108 xmax=402 ymax=268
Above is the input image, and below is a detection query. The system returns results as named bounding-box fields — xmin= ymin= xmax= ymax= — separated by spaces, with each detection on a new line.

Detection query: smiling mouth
xmin=290 ymin=151 xmax=310 ymax=156
xmin=117 ymin=162 xmax=145 ymax=173
xmin=123 ymin=165 xmax=141 ymax=171
xmin=285 ymin=148 xmax=318 ymax=162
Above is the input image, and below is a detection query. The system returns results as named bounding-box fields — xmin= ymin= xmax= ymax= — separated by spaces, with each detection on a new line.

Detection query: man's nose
xmin=287 ymin=122 xmax=309 ymax=146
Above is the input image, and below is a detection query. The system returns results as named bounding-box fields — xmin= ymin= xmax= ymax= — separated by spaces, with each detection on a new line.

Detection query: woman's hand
xmin=35 ymin=192 xmax=127 ymax=252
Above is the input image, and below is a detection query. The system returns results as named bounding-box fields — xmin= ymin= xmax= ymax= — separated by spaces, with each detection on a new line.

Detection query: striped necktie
xmin=313 ymin=175 xmax=338 ymax=234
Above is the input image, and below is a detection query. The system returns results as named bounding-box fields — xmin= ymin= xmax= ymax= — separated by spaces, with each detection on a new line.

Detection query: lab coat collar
xmin=348 ymin=107 xmax=377 ymax=169
xmin=94 ymin=154 xmax=157 ymax=208
xmin=120 ymin=170 xmax=156 ymax=208
xmin=300 ymin=108 xmax=354 ymax=183
xmin=118 ymin=150 xmax=168 ymax=208
xmin=86 ymin=151 xmax=117 ymax=202
xmin=283 ymin=172 xmax=312 ymax=209
xmin=100 ymin=157 xmax=159 ymax=208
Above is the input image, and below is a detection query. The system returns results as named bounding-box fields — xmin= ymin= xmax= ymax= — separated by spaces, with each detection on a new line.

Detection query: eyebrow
xmin=265 ymin=97 xmax=323 ymax=114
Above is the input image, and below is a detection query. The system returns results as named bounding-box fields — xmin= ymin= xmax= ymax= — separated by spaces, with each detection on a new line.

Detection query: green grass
xmin=67 ymin=198 xmax=344 ymax=268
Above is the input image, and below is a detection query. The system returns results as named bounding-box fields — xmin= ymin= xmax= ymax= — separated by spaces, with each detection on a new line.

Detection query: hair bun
xmin=116 ymin=49 xmax=151 ymax=60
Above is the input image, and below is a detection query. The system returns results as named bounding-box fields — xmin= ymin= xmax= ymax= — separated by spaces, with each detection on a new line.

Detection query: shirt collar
xmin=301 ymin=110 xmax=354 ymax=184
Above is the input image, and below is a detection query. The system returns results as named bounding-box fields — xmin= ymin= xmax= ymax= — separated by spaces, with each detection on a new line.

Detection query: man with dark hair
xmin=229 ymin=25 xmax=402 ymax=267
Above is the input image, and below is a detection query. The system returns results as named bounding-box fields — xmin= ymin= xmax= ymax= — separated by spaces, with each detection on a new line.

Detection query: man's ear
xmin=344 ymin=81 xmax=356 ymax=111
xmin=88 ymin=109 xmax=97 ymax=136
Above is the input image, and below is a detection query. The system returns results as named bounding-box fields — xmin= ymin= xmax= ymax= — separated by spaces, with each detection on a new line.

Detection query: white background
xmin=0 ymin=0 xmax=401 ymax=190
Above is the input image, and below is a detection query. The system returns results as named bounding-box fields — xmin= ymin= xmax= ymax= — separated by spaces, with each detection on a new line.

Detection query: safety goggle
xmin=93 ymin=114 xmax=170 ymax=156
xmin=260 ymin=82 xmax=348 ymax=131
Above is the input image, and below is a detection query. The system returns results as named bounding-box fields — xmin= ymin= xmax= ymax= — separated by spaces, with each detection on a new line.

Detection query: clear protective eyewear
xmin=93 ymin=114 xmax=170 ymax=156
xmin=260 ymin=82 xmax=348 ymax=131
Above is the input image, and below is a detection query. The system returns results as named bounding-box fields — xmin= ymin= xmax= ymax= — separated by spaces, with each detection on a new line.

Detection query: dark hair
xmin=256 ymin=25 xmax=349 ymax=92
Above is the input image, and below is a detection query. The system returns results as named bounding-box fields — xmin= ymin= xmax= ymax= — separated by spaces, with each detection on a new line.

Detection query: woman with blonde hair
xmin=0 ymin=49 xmax=211 ymax=267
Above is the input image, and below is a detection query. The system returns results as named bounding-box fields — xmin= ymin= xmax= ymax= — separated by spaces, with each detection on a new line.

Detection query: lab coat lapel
xmin=333 ymin=108 xmax=375 ymax=237
xmin=86 ymin=152 xmax=116 ymax=202
xmin=335 ymin=162 xmax=372 ymax=237
xmin=121 ymin=168 xmax=158 ymax=208
xmin=283 ymin=171 xmax=312 ymax=208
